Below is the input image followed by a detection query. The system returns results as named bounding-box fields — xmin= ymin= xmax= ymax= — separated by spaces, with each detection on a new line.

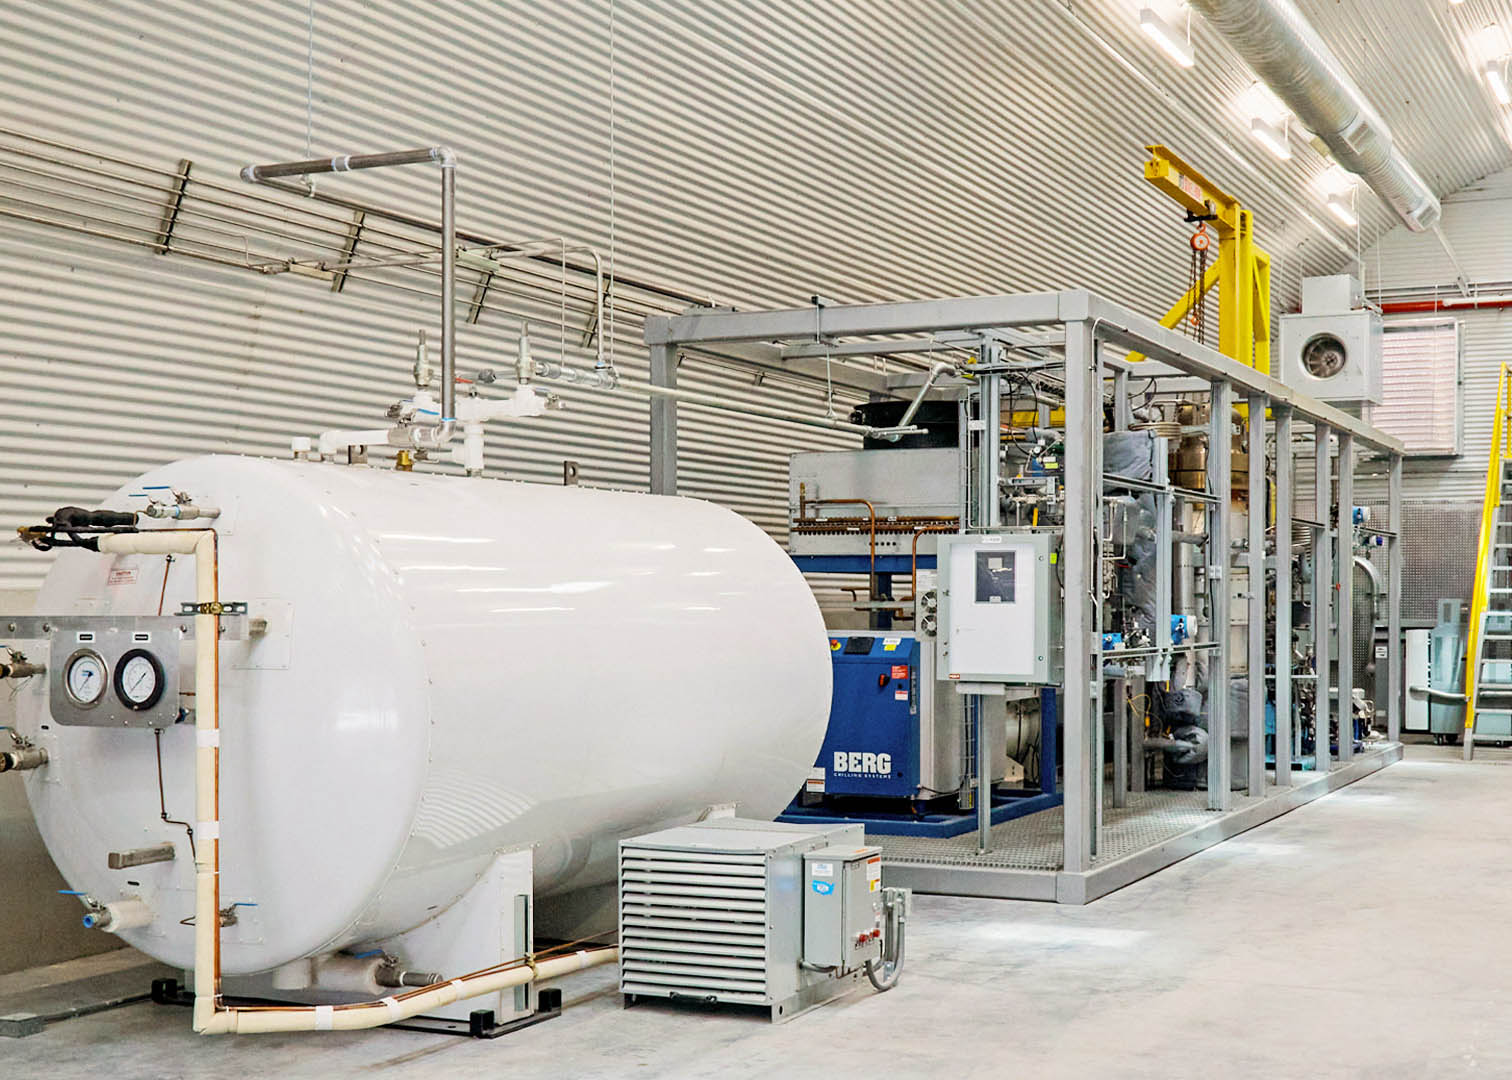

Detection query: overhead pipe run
xmin=242 ymin=148 xmax=459 ymax=449
xmin=1188 ymin=0 xmax=1442 ymax=233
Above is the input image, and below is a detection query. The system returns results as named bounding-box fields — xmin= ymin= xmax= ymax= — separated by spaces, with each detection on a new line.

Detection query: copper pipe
xmin=909 ymin=526 xmax=957 ymax=614
xmin=808 ymin=499 xmax=877 ymax=599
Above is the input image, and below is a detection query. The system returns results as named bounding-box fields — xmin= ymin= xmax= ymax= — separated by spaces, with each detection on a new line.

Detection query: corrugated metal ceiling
xmin=3 ymin=0 xmax=1510 ymax=592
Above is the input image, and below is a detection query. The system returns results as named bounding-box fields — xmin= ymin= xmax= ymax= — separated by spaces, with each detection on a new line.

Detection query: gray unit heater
xmin=618 ymin=818 xmax=877 ymax=1022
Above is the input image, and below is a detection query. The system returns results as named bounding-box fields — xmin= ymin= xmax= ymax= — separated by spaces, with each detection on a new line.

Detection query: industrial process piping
xmin=241 ymin=149 xmax=459 ymax=451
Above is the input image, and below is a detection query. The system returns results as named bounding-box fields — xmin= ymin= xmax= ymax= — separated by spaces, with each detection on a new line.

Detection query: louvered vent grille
xmin=619 ymin=846 xmax=770 ymax=1004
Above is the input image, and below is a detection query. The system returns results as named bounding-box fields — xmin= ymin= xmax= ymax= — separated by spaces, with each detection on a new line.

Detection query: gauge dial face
xmin=114 ymin=649 xmax=164 ymax=710
xmin=64 ymin=651 xmax=107 ymax=707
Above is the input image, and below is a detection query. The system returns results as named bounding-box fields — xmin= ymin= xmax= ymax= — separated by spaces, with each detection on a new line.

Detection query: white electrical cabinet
xmin=935 ymin=531 xmax=1058 ymax=684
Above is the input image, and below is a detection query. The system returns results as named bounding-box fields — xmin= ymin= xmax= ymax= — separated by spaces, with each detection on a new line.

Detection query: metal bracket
xmin=330 ymin=210 xmax=365 ymax=293
xmin=154 ymin=159 xmax=193 ymax=255
xmin=466 ymin=268 xmax=495 ymax=324
xmin=177 ymin=601 xmax=248 ymax=617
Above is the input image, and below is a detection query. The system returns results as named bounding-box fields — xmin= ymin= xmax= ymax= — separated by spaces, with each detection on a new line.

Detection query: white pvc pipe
xmin=98 ymin=529 xmax=219 ymax=1032
xmin=85 ymin=898 xmax=155 ymax=933
xmin=205 ymin=948 xmax=616 ymax=1034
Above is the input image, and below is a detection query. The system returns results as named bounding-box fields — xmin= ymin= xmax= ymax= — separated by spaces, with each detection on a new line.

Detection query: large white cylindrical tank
xmin=19 ymin=455 xmax=830 ymax=974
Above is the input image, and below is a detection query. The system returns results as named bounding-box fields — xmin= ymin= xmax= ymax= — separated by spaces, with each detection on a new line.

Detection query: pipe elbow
xmin=431 ymin=146 xmax=458 ymax=168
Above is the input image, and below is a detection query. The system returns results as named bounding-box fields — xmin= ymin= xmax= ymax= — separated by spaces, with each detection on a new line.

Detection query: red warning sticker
xmin=890 ymin=664 xmax=909 ymax=680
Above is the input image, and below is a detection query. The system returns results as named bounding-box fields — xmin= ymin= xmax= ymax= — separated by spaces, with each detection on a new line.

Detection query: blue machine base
xmin=777 ymin=790 xmax=1063 ymax=838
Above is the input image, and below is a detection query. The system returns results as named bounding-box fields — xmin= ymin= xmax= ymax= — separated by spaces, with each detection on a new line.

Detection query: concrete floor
xmin=7 ymin=743 xmax=1511 ymax=1079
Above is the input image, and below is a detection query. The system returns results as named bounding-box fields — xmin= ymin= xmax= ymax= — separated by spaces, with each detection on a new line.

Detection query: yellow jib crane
xmin=1130 ymin=145 xmax=1272 ymax=373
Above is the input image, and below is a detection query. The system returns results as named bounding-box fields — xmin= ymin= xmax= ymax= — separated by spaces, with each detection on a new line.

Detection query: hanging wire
xmin=305 ymin=0 xmax=315 ymax=160
xmin=608 ymin=0 xmax=617 ymax=368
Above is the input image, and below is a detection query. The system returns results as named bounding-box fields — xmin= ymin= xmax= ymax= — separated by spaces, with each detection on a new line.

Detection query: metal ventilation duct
xmin=1190 ymin=0 xmax=1442 ymax=232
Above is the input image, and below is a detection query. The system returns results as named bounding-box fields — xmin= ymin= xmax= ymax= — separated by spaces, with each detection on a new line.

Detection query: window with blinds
xmin=1367 ymin=319 xmax=1462 ymax=456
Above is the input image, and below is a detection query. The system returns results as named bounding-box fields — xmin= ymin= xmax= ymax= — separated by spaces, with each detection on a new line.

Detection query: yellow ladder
xmin=1465 ymin=363 xmax=1512 ymax=759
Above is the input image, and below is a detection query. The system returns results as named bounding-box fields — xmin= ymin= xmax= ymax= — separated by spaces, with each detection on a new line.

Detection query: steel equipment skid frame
xmin=644 ymin=290 xmax=1405 ymax=902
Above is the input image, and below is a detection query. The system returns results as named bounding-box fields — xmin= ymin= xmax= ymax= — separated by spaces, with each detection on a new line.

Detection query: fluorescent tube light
xmin=1139 ymin=8 xmax=1195 ymax=68
xmin=1249 ymin=116 xmax=1292 ymax=160
xmin=1489 ymin=61 xmax=1511 ymax=105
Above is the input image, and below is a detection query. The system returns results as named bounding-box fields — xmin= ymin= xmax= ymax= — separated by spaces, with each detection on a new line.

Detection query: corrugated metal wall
xmin=4 ymin=0 xmax=1431 ymax=596
xmin=1357 ymin=165 xmax=1512 ymax=502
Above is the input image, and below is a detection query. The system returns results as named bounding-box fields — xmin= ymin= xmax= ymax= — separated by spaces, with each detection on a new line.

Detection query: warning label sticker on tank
xmin=882 ymin=637 xmax=902 ymax=651
xmin=894 ymin=689 xmax=908 ymax=701
xmin=106 ymin=568 xmax=139 ymax=588
xmin=867 ymin=856 xmax=882 ymax=891
xmin=806 ymin=767 xmax=826 ymax=793
xmin=890 ymin=664 xmax=909 ymax=680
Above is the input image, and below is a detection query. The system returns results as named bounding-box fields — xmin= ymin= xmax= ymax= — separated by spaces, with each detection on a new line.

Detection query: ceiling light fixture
xmin=1139 ymin=7 xmax=1195 ymax=68
xmin=1489 ymin=60 xmax=1511 ymax=105
xmin=1249 ymin=116 xmax=1292 ymax=160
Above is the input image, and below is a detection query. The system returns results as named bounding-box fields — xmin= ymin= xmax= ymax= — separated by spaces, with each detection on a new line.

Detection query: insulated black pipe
xmin=241 ymin=148 xmax=453 ymax=182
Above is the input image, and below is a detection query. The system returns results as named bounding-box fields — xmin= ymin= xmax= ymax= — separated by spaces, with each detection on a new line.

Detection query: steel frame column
xmin=1388 ymin=452 xmax=1404 ymax=743
xmin=1112 ymin=674 xmax=1129 ymax=810
xmin=1247 ymin=392 xmax=1266 ymax=796
xmin=649 ymin=343 xmax=677 ymax=495
xmin=974 ymin=367 xmax=1002 ymax=855
xmin=1061 ymin=319 xmax=1099 ymax=873
xmin=1207 ymin=379 xmax=1233 ymax=808
xmin=1274 ymin=406 xmax=1294 ymax=783
xmin=1313 ymin=423 xmax=1332 ymax=773
xmin=1337 ymin=433 xmax=1355 ymax=763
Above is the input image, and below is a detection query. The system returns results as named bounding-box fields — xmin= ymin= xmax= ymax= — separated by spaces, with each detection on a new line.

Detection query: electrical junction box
xmin=619 ymin=818 xmax=871 ymax=1022
xmin=936 ymin=531 xmax=1059 ymax=684
xmin=803 ymin=632 xmax=1007 ymax=802
xmin=1279 ymin=275 xmax=1383 ymax=406
xmin=802 ymin=846 xmax=883 ymax=971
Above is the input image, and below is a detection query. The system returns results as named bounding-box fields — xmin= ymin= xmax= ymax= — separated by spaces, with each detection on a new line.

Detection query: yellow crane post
xmin=1130 ymin=144 xmax=1271 ymax=375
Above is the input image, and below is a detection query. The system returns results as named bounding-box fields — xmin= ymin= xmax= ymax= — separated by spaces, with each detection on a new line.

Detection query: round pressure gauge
xmin=113 ymin=648 xmax=165 ymax=711
xmin=63 ymin=650 xmax=108 ymax=708
xmin=1300 ymin=332 xmax=1349 ymax=379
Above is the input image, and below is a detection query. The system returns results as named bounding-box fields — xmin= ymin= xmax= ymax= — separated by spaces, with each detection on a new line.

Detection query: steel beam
xmin=1112 ymin=674 xmax=1128 ymax=809
xmin=647 ymin=293 xmax=1064 ymax=346
xmin=1337 ymin=433 xmax=1355 ymax=763
xmin=1388 ymin=452 xmax=1404 ymax=743
xmin=1247 ymin=392 xmax=1266 ymax=796
xmin=1313 ymin=423 xmax=1332 ymax=773
xmin=1274 ymin=406 xmax=1294 ymax=784
xmin=649 ymin=343 xmax=677 ymax=495
xmin=1080 ymin=295 xmax=1403 ymax=455
xmin=1061 ymin=319 xmax=1097 ymax=873
xmin=1207 ymin=379 xmax=1233 ymax=809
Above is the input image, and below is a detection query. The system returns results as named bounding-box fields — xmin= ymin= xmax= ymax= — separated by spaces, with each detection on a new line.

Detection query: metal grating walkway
xmin=871 ymin=783 xmax=1277 ymax=871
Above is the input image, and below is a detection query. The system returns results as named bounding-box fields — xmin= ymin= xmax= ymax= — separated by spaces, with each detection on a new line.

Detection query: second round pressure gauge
xmin=114 ymin=649 xmax=165 ymax=710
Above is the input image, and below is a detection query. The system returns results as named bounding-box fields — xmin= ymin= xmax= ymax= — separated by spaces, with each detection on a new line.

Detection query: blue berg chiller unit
xmin=818 ymin=635 xmax=922 ymax=799
xmin=780 ymin=630 xmax=1061 ymax=838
